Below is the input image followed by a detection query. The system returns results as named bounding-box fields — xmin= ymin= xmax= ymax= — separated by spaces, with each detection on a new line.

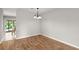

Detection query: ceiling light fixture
xmin=34 ymin=8 xmax=42 ymax=19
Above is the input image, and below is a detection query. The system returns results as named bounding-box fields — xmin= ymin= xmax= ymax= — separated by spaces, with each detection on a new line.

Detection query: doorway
xmin=4 ymin=18 xmax=16 ymax=40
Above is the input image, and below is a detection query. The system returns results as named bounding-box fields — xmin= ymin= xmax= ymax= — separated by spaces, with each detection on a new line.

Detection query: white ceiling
xmin=3 ymin=8 xmax=56 ymax=16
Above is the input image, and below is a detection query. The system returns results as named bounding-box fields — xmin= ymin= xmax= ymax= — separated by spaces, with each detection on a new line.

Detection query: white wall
xmin=16 ymin=8 xmax=41 ymax=39
xmin=41 ymin=8 xmax=79 ymax=47
xmin=0 ymin=8 xmax=4 ymax=41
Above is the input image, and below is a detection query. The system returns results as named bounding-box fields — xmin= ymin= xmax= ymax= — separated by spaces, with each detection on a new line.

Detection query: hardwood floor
xmin=0 ymin=35 xmax=78 ymax=50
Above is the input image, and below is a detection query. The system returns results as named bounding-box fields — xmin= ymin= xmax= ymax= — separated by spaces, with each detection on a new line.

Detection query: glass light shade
xmin=34 ymin=16 xmax=37 ymax=19
xmin=34 ymin=16 xmax=42 ymax=19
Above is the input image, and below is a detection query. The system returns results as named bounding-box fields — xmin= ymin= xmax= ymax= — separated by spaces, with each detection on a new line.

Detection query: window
xmin=5 ymin=20 xmax=16 ymax=32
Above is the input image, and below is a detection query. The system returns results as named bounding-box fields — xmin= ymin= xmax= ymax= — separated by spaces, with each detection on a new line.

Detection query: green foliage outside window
xmin=5 ymin=20 xmax=16 ymax=31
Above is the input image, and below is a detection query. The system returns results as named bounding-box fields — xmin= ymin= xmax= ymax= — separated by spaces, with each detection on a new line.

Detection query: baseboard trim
xmin=16 ymin=34 xmax=41 ymax=40
xmin=42 ymin=34 xmax=79 ymax=49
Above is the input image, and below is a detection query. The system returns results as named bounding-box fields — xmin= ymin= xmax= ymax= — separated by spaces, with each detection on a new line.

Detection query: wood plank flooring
xmin=0 ymin=35 xmax=78 ymax=50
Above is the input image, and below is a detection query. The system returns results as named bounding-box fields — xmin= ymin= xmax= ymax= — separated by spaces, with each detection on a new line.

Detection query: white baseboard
xmin=16 ymin=34 xmax=40 ymax=39
xmin=42 ymin=34 xmax=79 ymax=49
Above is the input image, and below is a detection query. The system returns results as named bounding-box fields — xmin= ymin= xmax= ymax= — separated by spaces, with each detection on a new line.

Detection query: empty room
xmin=0 ymin=8 xmax=79 ymax=50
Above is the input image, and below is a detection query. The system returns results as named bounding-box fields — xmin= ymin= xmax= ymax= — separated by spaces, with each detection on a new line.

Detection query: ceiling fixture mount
xmin=34 ymin=8 xmax=42 ymax=19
